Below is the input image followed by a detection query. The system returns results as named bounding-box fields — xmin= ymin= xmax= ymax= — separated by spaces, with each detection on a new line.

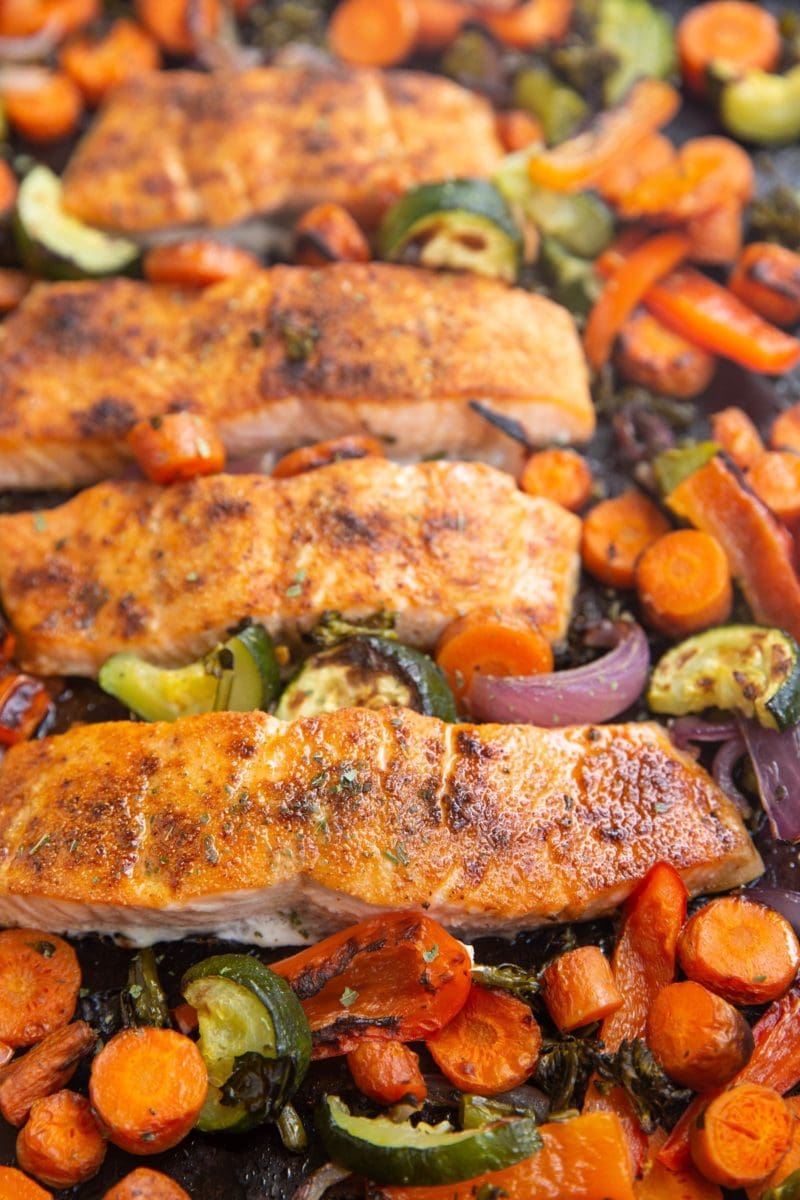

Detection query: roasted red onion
xmin=292 ymin=1164 xmax=351 ymax=1200
xmin=738 ymin=718 xmax=800 ymax=842
xmin=467 ymin=620 xmax=650 ymax=726
xmin=0 ymin=25 xmax=60 ymax=62
xmin=742 ymin=888 xmax=800 ymax=937
xmin=711 ymin=734 xmax=750 ymax=816
xmin=668 ymin=716 xmax=739 ymax=751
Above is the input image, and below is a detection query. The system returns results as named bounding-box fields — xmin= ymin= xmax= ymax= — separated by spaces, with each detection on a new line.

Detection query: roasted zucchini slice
xmin=378 ymin=180 xmax=523 ymax=283
xmin=648 ymin=624 xmax=800 ymax=732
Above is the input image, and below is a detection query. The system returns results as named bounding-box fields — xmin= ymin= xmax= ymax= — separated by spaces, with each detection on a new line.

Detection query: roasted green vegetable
xmin=591 ymin=0 xmax=676 ymax=104
xmin=471 ymin=962 xmax=541 ymax=1005
xmin=716 ymin=64 xmax=800 ymax=146
xmin=494 ymin=151 xmax=613 ymax=259
xmin=440 ymin=30 xmax=504 ymax=96
xmin=533 ymin=1036 xmax=600 ymax=1112
xmin=537 ymin=237 xmax=603 ymax=318
xmin=765 ymin=1169 xmax=800 ymax=1200
xmin=513 ymin=67 xmax=588 ymax=146
xmin=460 ymin=1093 xmax=549 ymax=1130
xmin=594 ymin=1039 xmax=692 ymax=1134
xmin=312 ymin=610 xmax=397 ymax=647
xmin=652 ymin=442 xmax=719 ymax=496
xmin=121 ymin=948 xmax=170 ymax=1029
xmin=750 ymin=185 xmax=800 ymax=253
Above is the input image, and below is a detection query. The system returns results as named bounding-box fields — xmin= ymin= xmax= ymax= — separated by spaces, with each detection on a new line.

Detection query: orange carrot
xmin=89 ymin=1028 xmax=207 ymax=1155
xmin=595 ymin=134 xmax=677 ymax=208
xmin=687 ymin=199 xmax=744 ymax=267
xmin=746 ymin=451 xmax=800 ymax=525
xmin=60 ymin=18 xmax=160 ymax=106
xmin=128 ymin=412 xmax=226 ymax=485
xmin=0 ymin=162 xmax=18 ymax=221
xmin=495 ymin=108 xmax=545 ymax=153
xmin=272 ymin=434 xmax=385 ymax=479
xmin=143 ymin=241 xmax=261 ymax=287
xmin=540 ymin=945 xmax=622 ymax=1033
xmin=772 ymin=404 xmax=800 ymax=454
xmin=584 ymin=232 xmax=690 ymax=370
xmin=612 ymin=138 xmax=754 ymax=224
xmin=0 ymin=1166 xmax=51 ymax=1200
xmin=479 ymin=0 xmax=573 ymax=49
xmin=635 ymin=529 xmax=732 ymax=639
xmin=47 ymin=0 xmax=99 ymax=37
xmin=0 ymin=1021 xmax=96 ymax=1127
xmin=0 ymin=931 xmax=80 ymax=1048
xmin=519 ymin=446 xmax=593 ymax=511
xmin=646 ymin=981 xmax=753 ymax=1092
xmin=730 ymin=243 xmax=800 ymax=329
xmin=679 ymin=896 xmax=800 ymax=1007
xmin=0 ymin=269 xmax=33 ymax=313
xmin=294 ymin=203 xmax=371 ymax=266
xmin=709 ymin=406 xmax=764 ymax=471
xmin=103 ymin=1168 xmax=192 ymax=1199
xmin=0 ymin=0 xmax=99 ymax=38
xmin=527 ymin=79 xmax=680 ymax=193
xmin=581 ymin=491 xmax=671 ymax=589
xmin=426 ymin=984 xmax=541 ymax=1095
xmin=616 ymin=310 xmax=717 ymax=399
xmin=2 ymin=71 xmax=83 ymax=143
xmin=677 ymin=1 xmax=781 ymax=97
xmin=747 ymin=1095 xmax=800 ymax=1200
xmin=636 ymin=1130 xmax=723 ymax=1200
xmin=16 ymin=1091 xmax=106 ymax=1189
xmin=690 ymin=1084 xmax=791 ymax=1189
xmin=328 ymin=0 xmax=419 ymax=67
xmin=435 ymin=607 xmax=554 ymax=706
xmin=411 ymin=0 xmax=465 ymax=49
xmin=347 ymin=1040 xmax=427 ymax=1106
xmin=134 ymin=0 xmax=219 ymax=55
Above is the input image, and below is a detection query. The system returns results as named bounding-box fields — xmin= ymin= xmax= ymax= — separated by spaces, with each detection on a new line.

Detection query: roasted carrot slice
xmin=746 ymin=451 xmax=800 ymax=525
xmin=687 ymin=199 xmax=744 ymax=267
xmin=16 ymin=1091 xmax=106 ymax=1189
xmin=635 ymin=529 xmax=732 ymax=639
xmin=128 ymin=412 xmax=226 ymax=485
xmin=771 ymin=403 xmax=800 ymax=454
xmin=426 ymin=984 xmax=541 ymax=1095
xmin=748 ymin=1095 xmax=800 ymax=1200
xmin=519 ymin=447 xmax=592 ymax=511
xmin=143 ymin=241 xmax=261 ymax=287
xmin=411 ymin=0 xmax=465 ymax=49
xmin=134 ymin=0 xmax=219 ymax=55
xmin=612 ymin=138 xmax=754 ymax=224
xmin=729 ymin=243 xmax=800 ymax=329
xmin=0 ymin=1166 xmax=51 ymax=1199
xmin=2 ymin=70 xmax=83 ymax=143
xmin=647 ymin=981 xmax=753 ymax=1092
xmin=0 ymin=163 xmax=18 ymax=222
xmin=0 ymin=931 xmax=80 ymax=1048
xmin=0 ymin=269 xmax=33 ymax=314
xmin=0 ymin=1021 xmax=96 ymax=1127
xmin=540 ymin=946 xmax=622 ymax=1033
xmin=495 ymin=108 xmax=545 ymax=153
xmin=581 ymin=491 xmax=671 ymax=589
xmin=584 ymin=232 xmax=690 ymax=370
xmin=90 ymin=1028 xmax=207 ymax=1155
xmin=479 ymin=0 xmax=573 ymax=49
xmin=616 ymin=310 xmax=717 ymax=399
xmin=595 ymin=134 xmax=677 ymax=208
xmin=272 ymin=435 xmax=385 ymax=479
xmin=294 ymin=203 xmax=371 ymax=266
xmin=690 ymin=1084 xmax=791 ymax=1189
xmin=435 ymin=607 xmax=554 ymax=706
xmin=60 ymin=18 xmax=160 ymax=107
xmin=677 ymin=1 xmax=781 ymax=97
xmin=347 ymin=1040 xmax=427 ymax=1106
xmin=709 ymin=406 xmax=764 ymax=471
xmin=527 ymin=79 xmax=680 ymax=193
xmin=328 ymin=0 xmax=419 ymax=67
xmin=679 ymin=896 xmax=800 ymax=1007
xmin=102 ymin=1168 xmax=192 ymax=1199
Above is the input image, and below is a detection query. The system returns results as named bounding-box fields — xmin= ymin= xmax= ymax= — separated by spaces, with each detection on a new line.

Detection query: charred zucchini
xmin=648 ymin=625 xmax=800 ymax=732
xmin=716 ymin=65 xmax=800 ymax=146
xmin=275 ymin=635 xmax=457 ymax=722
xmin=512 ymin=68 xmax=588 ymax=146
xmin=592 ymin=0 xmax=676 ymax=105
xmin=494 ymin=150 xmax=613 ymax=259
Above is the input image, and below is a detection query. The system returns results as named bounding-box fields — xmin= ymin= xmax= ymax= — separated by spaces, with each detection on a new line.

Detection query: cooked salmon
xmin=0 ymin=708 xmax=762 ymax=946
xmin=0 ymin=458 xmax=581 ymax=677
xmin=61 ymin=66 xmax=503 ymax=233
xmin=0 ymin=265 xmax=593 ymax=489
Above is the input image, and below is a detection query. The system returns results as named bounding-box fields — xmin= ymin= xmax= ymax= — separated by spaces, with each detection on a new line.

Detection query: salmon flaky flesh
xmin=0 ymin=265 xmax=593 ymax=489
xmin=0 ymin=459 xmax=580 ymax=677
xmin=0 ymin=708 xmax=761 ymax=946
xmin=61 ymin=66 xmax=503 ymax=233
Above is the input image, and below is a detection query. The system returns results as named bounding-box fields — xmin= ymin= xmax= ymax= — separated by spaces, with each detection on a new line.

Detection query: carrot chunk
xmin=729 ymin=243 xmax=800 ymax=329
xmin=679 ymin=896 xmax=800 ymax=1007
xmin=272 ymin=435 xmax=385 ymax=479
xmin=128 ymin=412 xmax=226 ymax=485
xmin=540 ymin=945 xmax=622 ymax=1033
xmin=347 ymin=1040 xmax=427 ymax=1106
xmin=480 ymin=0 xmax=573 ymax=49
xmin=328 ymin=0 xmax=419 ymax=67
xmin=519 ymin=447 xmax=592 ymax=511
xmin=2 ymin=71 xmax=83 ymax=143
xmin=635 ymin=529 xmax=732 ymax=639
xmin=102 ymin=1168 xmax=191 ymax=1199
xmin=435 ymin=607 xmax=554 ymax=706
xmin=294 ymin=203 xmax=371 ymax=267
xmin=677 ymin=1 xmax=781 ymax=97
xmin=134 ymin=0 xmax=219 ymax=55
xmin=690 ymin=1084 xmax=792 ymax=1189
xmin=411 ymin=0 xmax=465 ymax=49
xmin=709 ymin=406 xmax=764 ymax=471
xmin=16 ymin=1091 xmax=105 ymax=1189
xmin=0 ymin=1021 xmax=96 ymax=1127
xmin=746 ymin=451 xmax=800 ymax=525
xmin=772 ymin=403 xmax=800 ymax=454
xmin=612 ymin=138 xmax=754 ymax=224
xmin=687 ymin=199 xmax=744 ymax=267
xmin=143 ymin=241 xmax=261 ymax=288
xmin=0 ymin=269 xmax=33 ymax=314
xmin=0 ymin=931 xmax=80 ymax=1048
xmin=0 ymin=1166 xmax=51 ymax=1199
xmin=647 ymin=981 xmax=753 ymax=1092
xmin=595 ymin=134 xmax=677 ymax=208
xmin=581 ymin=491 xmax=671 ymax=589
xmin=426 ymin=984 xmax=541 ymax=1095
xmin=60 ymin=18 xmax=160 ymax=106
xmin=616 ymin=310 xmax=717 ymax=399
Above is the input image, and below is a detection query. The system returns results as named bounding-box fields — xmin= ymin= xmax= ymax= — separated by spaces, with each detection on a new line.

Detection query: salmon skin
xmin=61 ymin=65 xmax=503 ymax=233
xmin=0 ymin=708 xmax=762 ymax=946
xmin=0 ymin=458 xmax=580 ymax=677
xmin=0 ymin=264 xmax=593 ymax=489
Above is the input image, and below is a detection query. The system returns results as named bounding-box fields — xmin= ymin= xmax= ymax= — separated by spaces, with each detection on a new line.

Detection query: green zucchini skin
xmin=648 ymin=624 xmax=800 ymax=732
xmin=317 ymin=1095 xmax=542 ymax=1186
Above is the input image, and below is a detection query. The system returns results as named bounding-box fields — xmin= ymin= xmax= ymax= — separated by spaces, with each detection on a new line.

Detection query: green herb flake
xmin=285 ymin=583 xmax=302 ymax=598
xmin=32 ymin=512 xmax=47 ymax=533
xmin=185 ymin=571 xmax=199 ymax=584
xmin=339 ymin=986 xmax=359 ymax=1008
xmin=28 ymin=834 xmax=50 ymax=855
xmin=27 ymin=940 xmax=55 ymax=958
xmin=383 ymin=842 xmax=410 ymax=867
xmin=423 ymin=944 xmax=439 ymax=963
xmin=204 ymin=835 xmax=220 ymax=865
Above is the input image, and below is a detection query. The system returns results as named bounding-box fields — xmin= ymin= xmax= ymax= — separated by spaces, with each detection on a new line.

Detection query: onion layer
xmin=743 ymin=888 xmax=800 ymax=938
xmin=738 ymin=718 xmax=800 ymax=842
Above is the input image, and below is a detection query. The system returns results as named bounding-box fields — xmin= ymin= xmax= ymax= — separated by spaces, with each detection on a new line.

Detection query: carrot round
xmin=0 ymin=1166 xmax=51 ymax=1199
xmin=581 ymin=491 xmax=671 ymax=590
xmin=746 ymin=451 xmax=800 ymax=526
xmin=426 ymin=984 xmax=541 ymax=1096
xmin=16 ymin=1091 xmax=106 ymax=1189
xmin=89 ymin=1028 xmax=207 ymax=1155
xmin=709 ymin=406 xmax=764 ymax=471
xmin=294 ymin=203 xmax=371 ymax=267
xmin=635 ymin=529 xmax=732 ymax=639
xmin=690 ymin=1083 xmax=791 ymax=1189
xmin=679 ymin=896 xmax=800 ymax=1007
xmin=411 ymin=0 xmax=465 ymax=49
xmin=647 ymin=981 xmax=753 ymax=1092
xmin=134 ymin=0 xmax=219 ymax=55
xmin=616 ymin=310 xmax=717 ymax=399
xmin=677 ymin=1 xmax=781 ymax=97
xmin=772 ymin=403 xmax=800 ymax=455
xmin=272 ymin=435 xmax=385 ymax=479
xmin=480 ymin=0 xmax=573 ymax=49
xmin=748 ymin=1095 xmax=800 ymax=1200
xmin=584 ymin=232 xmax=690 ymax=371
xmin=0 ymin=930 xmax=80 ymax=1049
xmin=142 ymin=241 xmax=261 ymax=288
xmin=540 ymin=946 xmax=622 ymax=1034
xmin=60 ymin=18 xmax=160 ymax=107
xmin=102 ymin=1168 xmax=191 ymax=1199
xmin=328 ymin=0 xmax=419 ymax=67
xmin=2 ymin=71 xmax=83 ymax=143
xmin=347 ymin=1040 xmax=427 ymax=1107
xmin=435 ymin=607 xmax=554 ymax=706
xmin=730 ymin=243 xmax=800 ymax=330
xmin=0 ymin=162 xmax=18 ymax=222
xmin=128 ymin=412 xmax=226 ymax=485
xmin=519 ymin=447 xmax=592 ymax=512
xmin=495 ymin=109 xmax=545 ymax=153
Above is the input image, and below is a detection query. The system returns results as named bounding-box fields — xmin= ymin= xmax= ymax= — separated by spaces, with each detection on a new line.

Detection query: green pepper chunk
xmin=121 ymin=947 xmax=170 ymax=1029
xmin=718 ymin=65 xmax=800 ymax=146
xmin=652 ymin=442 xmax=720 ymax=497
xmin=591 ymin=0 xmax=676 ymax=105
xmin=513 ymin=68 xmax=588 ymax=147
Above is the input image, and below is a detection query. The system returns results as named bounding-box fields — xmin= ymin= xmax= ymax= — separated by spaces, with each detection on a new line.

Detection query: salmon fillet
xmin=61 ymin=65 xmax=503 ymax=233
xmin=0 ymin=265 xmax=593 ymax=489
xmin=0 ymin=708 xmax=762 ymax=946
xmin=0 ymin=458 xmax=581 ymax=676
